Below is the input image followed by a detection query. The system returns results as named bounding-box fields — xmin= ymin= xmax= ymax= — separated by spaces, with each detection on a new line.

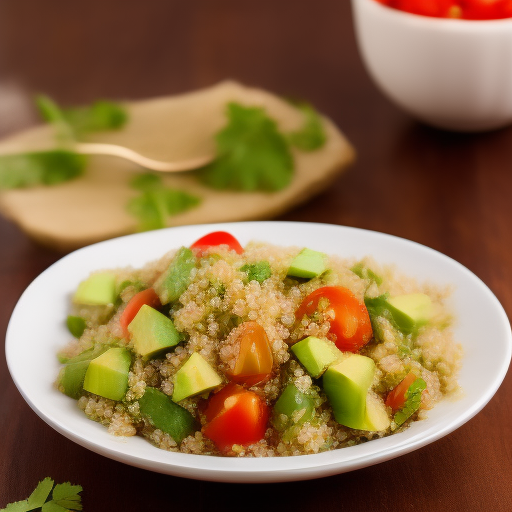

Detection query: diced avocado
xmin=322 ymin=354 xmax=375 ymax=430
xmin=291 ymin=336 xmax=342 ymax=378
xmin=287 ymin=248 xmax=327 ymax=279
xmin=387 ymin=293 xmax=433 ymax=331
xmin=240 ymin=261 xmax=272 ymax=283
xmin=154 ymin=247 xmax=196 ymax=304
xmin=83 ymin=347 xmax=131 ymax=400
xmin=361 ymin=393 xmax=391 ymax=431
xmin=139 ymin=387 xmax=197 ymax=443
xmin=66 ymin=315 xmax=87 ymax=338
xmin=172 ymin=352 xmax=222 ymax=402
xmin=73 ymin=272 xmax=117 ymax=305
xmin=365 ymin=293 xmax=433 ymax=335
xmin=59 ymin=360 xmax=91 ymax=399
xmin=273 ymin=384 xmax=315 ymax=430
xmin=128 ymin=304 xmax=181 ymax=359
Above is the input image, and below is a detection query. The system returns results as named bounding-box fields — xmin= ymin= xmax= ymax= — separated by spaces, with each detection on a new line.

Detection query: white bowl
xmin=352 ymin=0 xmax=512 ymax=131
xmin=6 ymin=221 xmax=512 ymax=482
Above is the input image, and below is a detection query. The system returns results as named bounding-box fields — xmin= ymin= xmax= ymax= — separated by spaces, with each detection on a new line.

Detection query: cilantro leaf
xmin=1 ymin=501 xmax=31 ymax=512
xmin=36 ymin=95 xmax=128 ymax=136
xmin=41 ymin=504 xmax=67 ymax=512
xmin=351 ymin=261 xmax=383 ymax=286
xmin=27 ymin=478 xmax=54 ymax=510
xmin=1 ymin=479 xmax=82 ymax=512
xmin=394 ymin=378 xmax=427 ymax=427
xmin=0 ymin=150 xmax=85 ymax=190
xmin=50 ymin=484 xmax=83 ymax=503
xmin=127 ymin=173 xmax=201 ymax=231
xmin=241 ymin=261 xmax=272 ymax=283
xmin=200 ymin=102 xmax=294 ymax=192
xmin=287 ymin=102 xmax=327 ymax=151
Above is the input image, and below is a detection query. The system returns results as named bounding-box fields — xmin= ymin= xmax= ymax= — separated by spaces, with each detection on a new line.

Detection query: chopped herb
xmin=394 ymin=378 xmax=427 ymax=427
xmin=351 ymin=261 xmax=383 ymax=286
xmin=127 ymin=173 xmax=201 ymax=231
xmin=287 ymin=102 xmax=327 ymax=151
xmin=66 ymin=316 xmax=86 ymax=338
xmin=36 ymin=95 xmax=128 ymax=136
xmin=0 ymin=478 xmax=83 ymax=512
xmin=0 ymin=150 xmax=86 ymax=190
xmin=200 ymin=102 xmax=294 ymax=192
xmin=241 ymin=261 xmax=272 ymax=283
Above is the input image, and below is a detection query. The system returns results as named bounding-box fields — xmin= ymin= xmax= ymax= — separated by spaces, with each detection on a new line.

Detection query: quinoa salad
xmin=56 ymin=231 xmax=463 ymax=457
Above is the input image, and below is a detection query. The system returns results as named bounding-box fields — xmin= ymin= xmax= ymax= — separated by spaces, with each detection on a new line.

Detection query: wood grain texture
xmin=0 ymin=1 xmax=511 ymax=511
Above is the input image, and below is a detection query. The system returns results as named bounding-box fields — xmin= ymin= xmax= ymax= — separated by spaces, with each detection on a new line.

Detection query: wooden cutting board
xmin=0 ymin=81 xmax=355 ymax=251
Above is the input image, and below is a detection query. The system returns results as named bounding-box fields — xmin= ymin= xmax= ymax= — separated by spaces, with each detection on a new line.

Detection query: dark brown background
xmin=1 ymin=1 xmax=511 ymax=511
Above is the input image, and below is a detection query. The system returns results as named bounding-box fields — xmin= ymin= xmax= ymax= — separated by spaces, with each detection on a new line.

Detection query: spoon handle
xmin=75 ymin=142 xmax=214 ymax=172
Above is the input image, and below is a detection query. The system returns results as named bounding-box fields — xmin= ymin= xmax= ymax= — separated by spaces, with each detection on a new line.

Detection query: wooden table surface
xmin=1 ymin=1 xmax=511 ymax=511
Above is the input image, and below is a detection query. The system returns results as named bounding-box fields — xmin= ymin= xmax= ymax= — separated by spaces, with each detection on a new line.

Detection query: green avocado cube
xmin=83 ymin=347 xmax=131 ymax=401
xmin=139 ymin=387 xmax=197 ymax=443
xmin=291 ymin=336 xmax=342 ymax=378
xmin=154 ymin=247 xmax=196 ymax=304
xmin=73 ymin=272 xmax=117 ymax=305
xmin=387 ymin=293 xmax=433 ymax=331
xmin=128 ymin=304 xmax=181 ymax=358
xmin=273 ymin=383 xmax=315 ymax=430
xmin=172 ymin=352 xmax=222 ymax=402
xmin=287 ymin=248 xmax=327 ymax=279
xmin=322 ymin=354 xmax=375 ymax=429
xmin=365 ymin=293 xmax=433 ymax=335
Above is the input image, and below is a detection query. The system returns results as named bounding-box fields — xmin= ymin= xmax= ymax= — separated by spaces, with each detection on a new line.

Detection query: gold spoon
xmin=74 ymin=142 xmax=214 ymax=172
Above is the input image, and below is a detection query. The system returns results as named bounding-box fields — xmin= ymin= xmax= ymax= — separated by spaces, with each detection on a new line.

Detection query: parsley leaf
xmin=287 ymin=102 xmax=327 ymax=151
xmin=36 ymin=95 xmax=128 ymax=136
xmin=241 ymin=261 xmax=272 ymax=283
xmin=200 ymin=102 xmax=294 ymax=191
xmin=394 ymin=378 xmax=427 ymax=427
xmin=0 ymin=150 xmax=86 ymax=190
xmin=0 ymin=479 xmax=82 ymax=512
xmin=127 ymin=173 xmax=201 ymax=231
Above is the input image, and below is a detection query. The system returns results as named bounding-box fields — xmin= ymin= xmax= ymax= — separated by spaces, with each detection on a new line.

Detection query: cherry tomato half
xmin=190 ymin=231 xmax=244 ymax=256
xmin=225 ymin=321 xmax=273 ymax=386
xmin=295 ymin=286 xmax=373 ymax=352
xmin=385 ymin=372 xmax=418 ymax=411
xmin=202 ymin=383 xmax=269 ymax=451
xmin=120 ymin=288 xmax=161 ymax=338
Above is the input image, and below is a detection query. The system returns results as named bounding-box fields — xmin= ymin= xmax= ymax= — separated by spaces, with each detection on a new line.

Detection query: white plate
xmin=6 ymin=222 xmax=512 ymax=483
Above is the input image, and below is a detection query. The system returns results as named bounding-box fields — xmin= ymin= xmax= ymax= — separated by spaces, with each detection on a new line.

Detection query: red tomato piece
xmin=120 ymin=288 xmax=161 ymax=338
xmin=385 ymin=372 xmax=418 ymax=411
xmin=225 ymin=321 xmax=273 ymax=386
xmin=459 ymin=0 xmax=512 ymax=19
xmin=190 ymin=231 xmax=244 ymax=256
xmin=295 ymin=286 xmax=373 ymax=352
xmin=202 ymin=383 xmax=269 ymax=451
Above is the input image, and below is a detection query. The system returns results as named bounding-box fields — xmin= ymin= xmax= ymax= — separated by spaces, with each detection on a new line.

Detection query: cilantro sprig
xmin=200 ymin=101 xmax=327 ymax=192
xmin=200 ymin=103 xmax=294 ymax=192
xmin=0 ymin=96 xmax=128 ymax=191
xmin=287 ymin=102 xmax=327 ymax=151
xmin=0 ymin=478 xmax=83 ymax=512
xmin=127 ymin=173 xmax=201 ymax=231
xmin=36 ymin=95 xmax=128 ymax=137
